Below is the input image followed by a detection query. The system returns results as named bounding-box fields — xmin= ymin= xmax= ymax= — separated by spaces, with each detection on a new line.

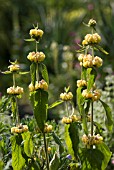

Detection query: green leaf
xmin=0 ymin=160 xmax=4 ymax=170
xmin=21 ymin=131 xmax=34 ymax=157
xmin=80 ymin=148 xmax=104 ymax=170
xmin=77 ymin=87 xmax=85 ymax=113
xmin=40 ymin=63 xmax=49 ymax=84
xmin=97 ymin=142 xmax=112 ymax=170
xmin=81 ymin=66 xmax=87 ymax=80
xmin=24 ymin=38 xmax=35 ymax=42
xmin=95 ymin=45 xmax=109 ymax=55
xmin=65 ymin=122 xmax=80 ymax=159
xmin=19 ymin=71 xmax=29 ymax=75
xmin=30 ymin=63 xmax=36 ymax=86
xmin=33 ymin=89 xmax=48 ymax=131
xmin=100 ymin=100 xmax=113 ymax=131
xmin=1 ymin=70 xmax=12 ymax=74
xmin=48 ymin=100 xmax=64 ymax=109
xmin=49 ymin=153 xmax=60 ymax=170
xmin=87 ymin=68 xmax=97 ymax=91
xmin=77 ymin=87 xmax=88 ymax=134
xmin=10 ymin=135 xmax=25 ymax=170
xmin=52 ymin=132 xmax=64 ymax=154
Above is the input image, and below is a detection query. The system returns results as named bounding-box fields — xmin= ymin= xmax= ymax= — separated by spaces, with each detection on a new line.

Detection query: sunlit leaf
xmin=18 ymin=71 xmax=29 ymax=75
xmin=49 ymin=153 xmax=60 ymax=170
xmin=65 ymin=122 xmax=80 ymax=159
xmin=1 ymin=71 xmax=12 ymax=74
xmin=87 ymin=68 xmax=97 ymax=91
xmin=24 ymin=38 xmax=35 ymax=42
xmin=97 ymin=142 xmax=112 ymax=170
xmin=80 ymin=148 xmax=104 ymax=170
xmin=21 ymin=131 xmax=34 ymax=157
xmin=48 ymin=100 xmax=64 ymax=109
xmin=10 ymin=135 xmax=25 ymax=170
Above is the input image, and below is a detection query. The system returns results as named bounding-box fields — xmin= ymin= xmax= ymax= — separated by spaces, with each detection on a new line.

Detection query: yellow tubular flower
xmin=62 ymin=117 xmax=72 ymax=124
xmin=29 ymin=83 xmax=35 ymax=92
xmin=8 ymin=64 xmax=20 ymax=72
xmin=29 ymin=29 xmax=44 ymax=39
xmin=78 ymin=54 xmax=84 ymax=62
xmin=82 ymin=89 xmax=93 ymax=99
xmin=77 ymin=79 xmax=87 ymax=87
xmin=92 ymin=89 xmax=101 ymax=101
xmin=60 ymin=92 xmax=73 ymax=101
xmin=27 ymin=51 xmax=46 ymax=63
xmin=92 ymin=56 xmax=103 ymax=67
xmin=11 ymin=124 xmax=28 ymax=134
xmin=83 ymin=54 xmax=93 ymax=68
xmin=7 ymin=86 xmax=24 ymax=95
xmin=88 ymin=19 xmax=97 ymax=27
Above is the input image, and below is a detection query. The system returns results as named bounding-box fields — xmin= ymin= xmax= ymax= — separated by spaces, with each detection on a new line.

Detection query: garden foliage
xmin=0 ymin=19 xmax=113 ymax=170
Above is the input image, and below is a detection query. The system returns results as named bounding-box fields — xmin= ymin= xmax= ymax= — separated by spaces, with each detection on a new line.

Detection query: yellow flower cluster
xmin=77 ymin=79 xmax=87 ymax=88
xmin=88 ymin=19 xmax=97 ymax=27
xmin=78 ymin=54 xmax=103 ymax=68
xmin=11 ymin=124 xmax=28 ymax=134
xmin=8 ymin=64 xmax=20 ymax=72
xmin=44 ymin=124 xmax=53 ymax=133
xmin=82 ymin=134 xmax=103 ymax=146
xmin=82 ymin=33 xmax=101 ymax=46
xmin=7 ymin=86 xmax=24 ymax=95
xmin=60 ymin=92 xmax=73 ymax=101
xmin=82 ymin=89 xmax=101 ymax=101
xmin=29 ymin=79 xmax=48 ymax=92
xmin=27 ymin=51 xmax=45 ymax=63
xmin=62 ymin=115 xmax=80 ymax=124
xmin=29 ymin=28 xmax=44 ymax=39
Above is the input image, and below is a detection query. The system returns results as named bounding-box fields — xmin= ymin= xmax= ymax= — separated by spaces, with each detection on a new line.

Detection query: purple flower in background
xmin=87 ymin=3 xmax=94 ymax=11
xmin=66 ymin=154 xmax=72 ymax=160
xmin=111 ymin=159 xmax=114 ymax=165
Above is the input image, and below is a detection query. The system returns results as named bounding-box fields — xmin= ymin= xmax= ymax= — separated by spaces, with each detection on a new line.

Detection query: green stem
xmin=43 ymin=132 xmax=49 ymax=170
xmin=36 ymin=63 xmax=39 ymax=82
xmin=36 ymin=41 xmax=38 ymax=53
xmin=65 ymin=101 xmax=69 ymax=116
xmin=15 ymin=96 xmax=20 ymax=125
xmin=91 ymin=101 xmax=93 ymax=136
xmin=13 ymin=73 xmax=16 ymax=87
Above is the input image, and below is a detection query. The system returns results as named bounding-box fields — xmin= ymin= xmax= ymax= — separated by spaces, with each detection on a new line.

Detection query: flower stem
xmin=91 ymin=101 xmax=93 ymax=136
xmin=13 ymin=73 xmax=16 ymax=87
xmin=43 ymin=132 xmax=49 ymax=170
xmin=65 ymin=101 xmax=69 ymax=116
xmin=15 ymin=96 xmax=20 ymax=125
xmin=36 ymin=63 xmax=39 ymax=82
